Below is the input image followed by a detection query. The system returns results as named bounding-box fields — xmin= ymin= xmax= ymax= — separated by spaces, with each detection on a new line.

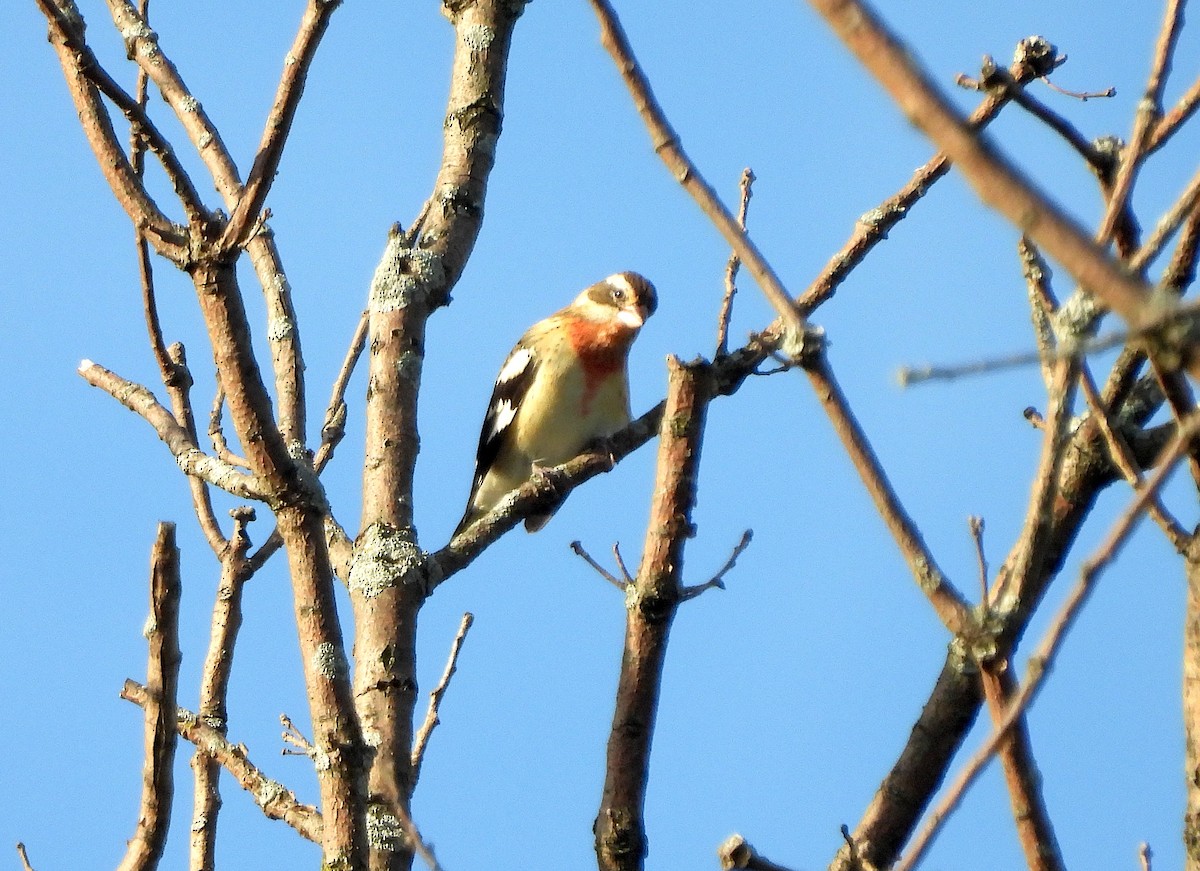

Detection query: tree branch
xmin=116 ymin=522 xmax=181 ymax=871
xmin=802 ymin=349 xmax=974 ymax=636
xmin=806 ymin=0 xmax=1167 ymax=351
xmin=594 ymin=356 xmax=714 ymax=871
xmin=219 ymin=0 xmax=342 ymax=252
xmin=121 ymin=680 xmax=324 ymax=843
xmin=896 ymin=412 xmax=1200 ymax=871
xmin=190 ymin=508 xmax=255 ymax=871
xmin=587 ymin=0 xmax=809 ymax=347
xmin=78 ymin=359 xmax=272 ymax=502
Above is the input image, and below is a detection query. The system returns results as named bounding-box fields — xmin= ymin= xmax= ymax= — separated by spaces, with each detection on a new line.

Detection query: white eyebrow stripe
xmin=497 ymin=348 xmax=533 ymax=384
xmin=607 ymin=273 xmax=635 ymax=296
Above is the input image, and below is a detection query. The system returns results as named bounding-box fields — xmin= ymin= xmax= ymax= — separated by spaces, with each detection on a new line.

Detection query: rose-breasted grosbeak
xmin=454 ymin=271 xmax=658 ymax=535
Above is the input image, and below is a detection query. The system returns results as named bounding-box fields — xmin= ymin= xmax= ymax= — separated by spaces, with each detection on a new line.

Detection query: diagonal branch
xmin=587 ymin=0 xmax=809 ymax=345
xmin=35 ymin=0 xmax=190 ymax=260
xmin=410 ymin=612 xmax=475 ymax=788
xmin=78 ymin=359 xmax=272 ymax=502
xmin=979 ymin=664 xmax=1064 ymax=871
xmin=805 ymin=0 xmax=1166 ymax=348
xmin=220 ymin=0 xmax=341 ymax=252
xmin=799 ymin=37 xmax=1061 ymax=313
xmin=121 ymin=680 xmax=323 ymax=843
xmin=802 ymin=349 xmax=974 ymax=636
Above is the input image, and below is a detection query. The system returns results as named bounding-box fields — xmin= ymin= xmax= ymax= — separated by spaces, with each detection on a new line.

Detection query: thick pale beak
xmin=616 ymin=307 xmax=645 ymax=329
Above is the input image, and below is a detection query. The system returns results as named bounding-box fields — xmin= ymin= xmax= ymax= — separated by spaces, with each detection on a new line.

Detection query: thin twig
xmin=208 ymin=385 xmax=251 ymax=470
xmin=681 ymin=529 xmax=752 ymax=601
xmin=968 ymin=516 xmax=988 ymax=603
xmin=411 ymin=613 xmax=475 ymax=786
xmin=717 ymin=168 xmax=756 ymax=357
xmin=314 ymin=311 xmax=369 ymax=473
xmin=804 ymin=350 xmax=974 ymax=636
xmin=612 ymin=542 xmax=635 ymax=585
xmin=895 ymin=412 xmax=1200 ymax=871
xmin=78 ymin=360 xmax=270 ymax=501
xmin=281 ymin=714 xmax=315 ymax=757
xmin=570 ymin=541 xmax=628 ymax=590
xmin=122 ymin=681 xmax=323 ymax=842
xmin=587 ymin=0 xmax=809 ymax=347
xmin=1008 ymin=88 xmax=1112 ymax=176
xmin=1040 ymin=78 xmax=1116 ymax=101
xmin=15 ymin=843 xmax=35 ymax=871
xmin=1139 ymin=841 xmax=1153 ymax=871
xmin=899 ymin=295 xmax=1200 ymax=387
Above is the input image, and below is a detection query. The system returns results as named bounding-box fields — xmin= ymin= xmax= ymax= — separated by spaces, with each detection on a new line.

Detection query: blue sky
xmin=4 ymin=1 xmax=1198 ymax=869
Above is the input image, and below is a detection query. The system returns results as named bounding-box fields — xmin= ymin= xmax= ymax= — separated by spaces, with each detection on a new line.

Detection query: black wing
xmin=454 ymin=343 xmax=539 ymax=534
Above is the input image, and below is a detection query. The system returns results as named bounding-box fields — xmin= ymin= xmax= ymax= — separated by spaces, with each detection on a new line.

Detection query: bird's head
xmin=575 ymin=272 xmax=658 ymax=330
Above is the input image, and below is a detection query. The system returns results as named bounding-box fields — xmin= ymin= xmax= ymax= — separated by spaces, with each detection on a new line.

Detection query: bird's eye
xmin=612 ymin=288 xmax=626 ymax=302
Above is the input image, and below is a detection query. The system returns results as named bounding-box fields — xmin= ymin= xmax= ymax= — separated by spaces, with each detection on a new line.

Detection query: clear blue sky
xmin=4 ymin=1 xmax=1197 ymax=869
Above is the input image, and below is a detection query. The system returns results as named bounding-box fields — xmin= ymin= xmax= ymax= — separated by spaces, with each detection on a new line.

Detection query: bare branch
xmin=968 ymin=516 xmax=988 ymax=603
xmin=570 ymin=541 xmax=629 ymax=591
xmin=979 ymin=665 xmax=1065 ymax=871
xmin=411 ymin=612 xmax=474 ymax=787
xmin=220 ymin=0 xmax=341 ymax=252
xmin=78 ymin=360 xmax=271 ymax=502
xmin=896 ymin=412 xmax=1200 ymax=871
xmin=117 ymin=522 xmax=181 ymax=871
xmin=35 ymin=0 xmax=190 ymax=259
xmin=798 ymin=37 xmax=1060 ymax=314
xmin=191 ymin=507 xmax=256 ymax=870
xmin=806 ymin=0 xmax=1167 ymax=350
xmin=595 ymin=356 xmax=714 ymax=871
xmin=15 ymin=843 xmax=35 ymax=871
xmin=1150 ymin=72 xmax=1200 ymax=152
xmin=681 ymin=529 xmax=752 ymax=601
xmin=122 ymin=681 xmax=323 ymax=843
xmin=587 ymin=0 xmax=810 ymax=347
xmin=717 ymin=168 xmax=756 ymax=357
xmin=803 ymin=350 xmax=974 ymax=636
xmin=314 ymin=311 xmax=369 ymax=473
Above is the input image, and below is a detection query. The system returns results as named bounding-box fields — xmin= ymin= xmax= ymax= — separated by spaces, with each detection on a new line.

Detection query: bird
xmin=453 ymin=271 xmax=658 ymax=536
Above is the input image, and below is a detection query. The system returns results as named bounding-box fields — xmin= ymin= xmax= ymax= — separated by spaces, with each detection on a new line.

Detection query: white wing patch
xmin=488 ymin=398 xmax=518 ymax=441
xmin=497 ymin=347 xmax=534 ymax=384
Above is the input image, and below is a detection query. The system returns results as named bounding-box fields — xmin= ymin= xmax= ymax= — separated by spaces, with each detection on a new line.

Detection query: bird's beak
xmin=616 ymin=307 xmax=645 ymax=329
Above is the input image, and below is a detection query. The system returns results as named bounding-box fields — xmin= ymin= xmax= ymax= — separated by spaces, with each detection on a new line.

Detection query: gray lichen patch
xmin=348 ymin=524 xmax=427 ymax=599
xmin=366 ymin=803 xmax=404 ymax=852
xmin=311 ymin=642 xmax=348 ymax=681
xmin=369 ymin=234 xmax=446 ymax=313
xmin=461 ymin=23 xmax=495 ymax=50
